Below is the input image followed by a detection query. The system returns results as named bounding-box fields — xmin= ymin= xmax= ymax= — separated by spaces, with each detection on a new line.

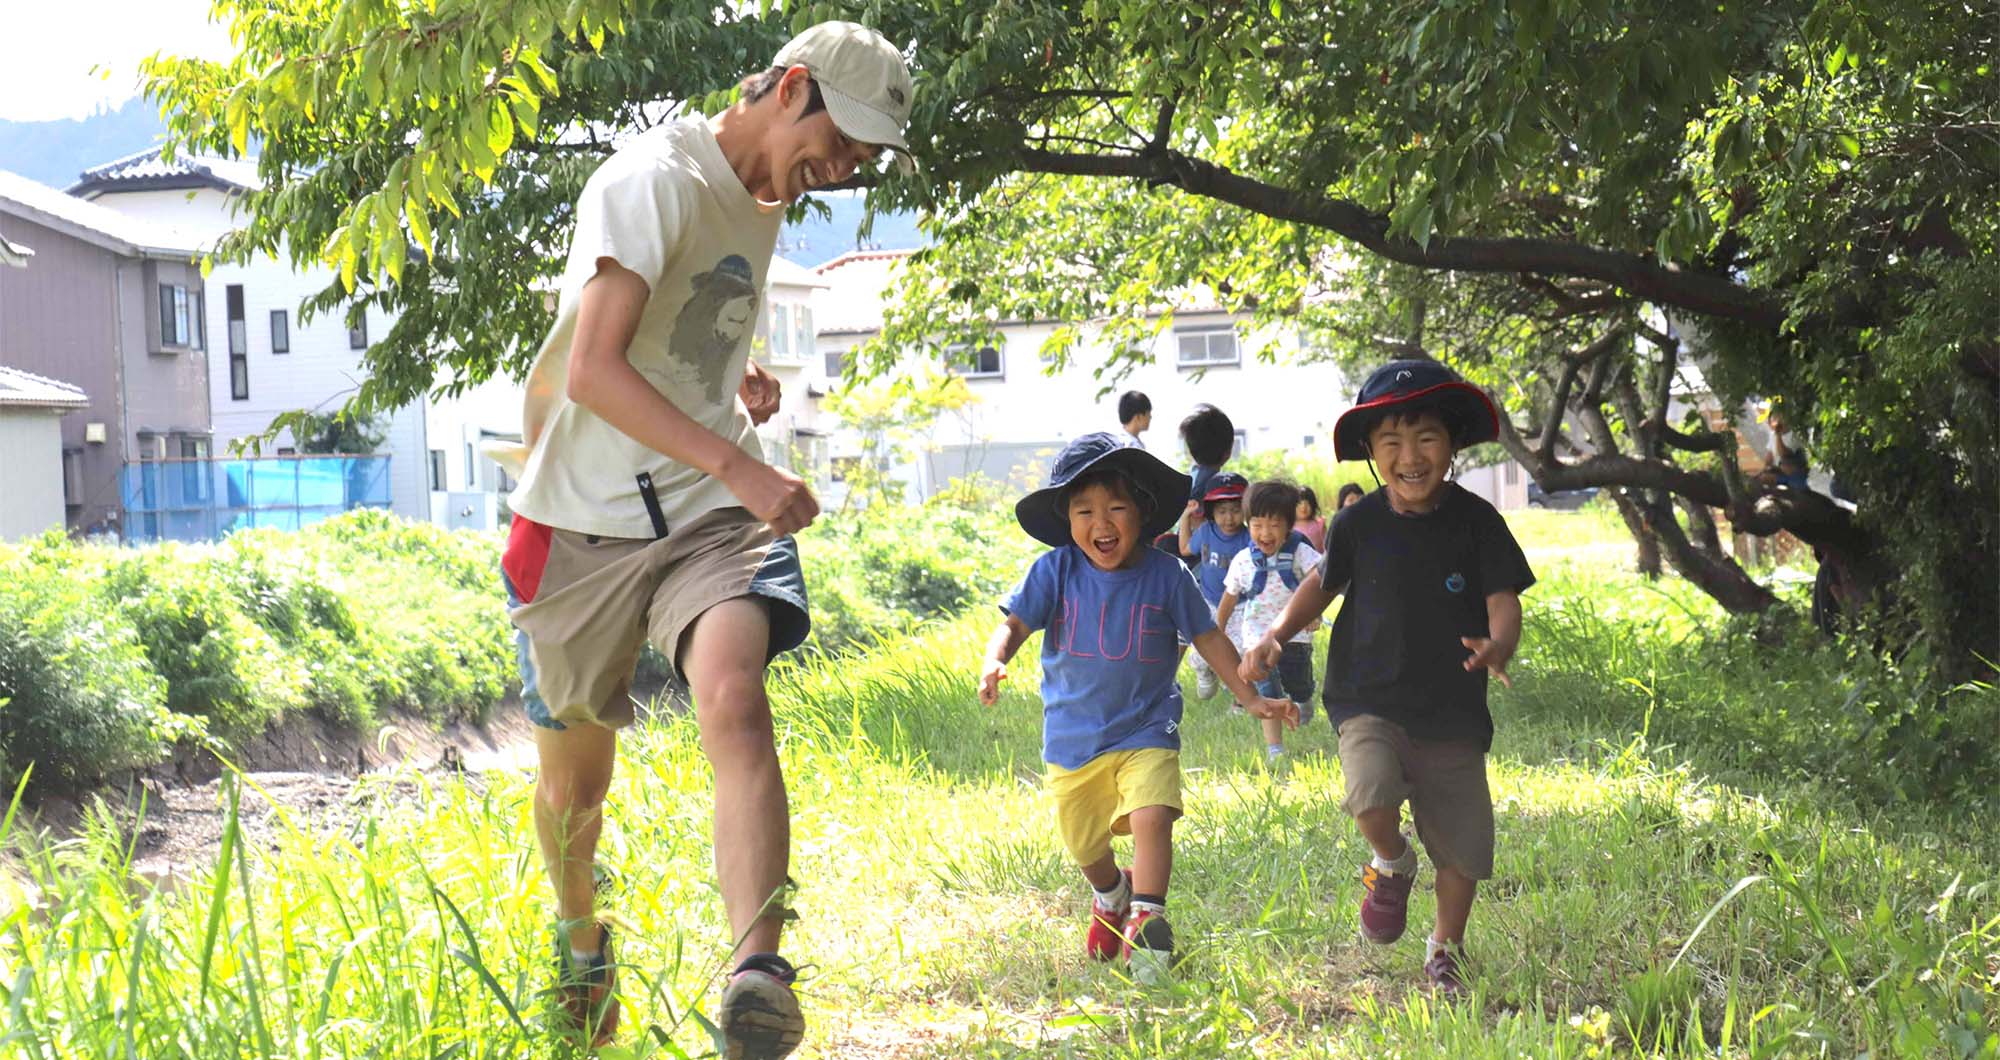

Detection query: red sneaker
xmin=1358 ymin=860 xmax=1416 ymax=944
xmin=1121 ymin=906 xmax=1175 ymax=985
xmin=1085 ymin=870 xmax=1131 ymax=961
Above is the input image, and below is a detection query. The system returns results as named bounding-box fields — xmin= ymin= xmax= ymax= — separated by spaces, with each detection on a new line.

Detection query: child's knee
xmin=1125 ymin=804 xmax=1178 ymax=834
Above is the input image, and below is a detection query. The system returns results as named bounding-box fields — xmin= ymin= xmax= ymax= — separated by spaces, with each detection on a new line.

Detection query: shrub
xmin=0 ymin=540 xmax=184 ymax=788
xmin=100 ymin=547 xmax=310 ymax=743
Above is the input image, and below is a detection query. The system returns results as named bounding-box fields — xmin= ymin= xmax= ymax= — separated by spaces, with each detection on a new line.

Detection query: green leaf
xmin=485 ymin=98 xmax=515 ymax=158
xmin=405 ymin=193 xmax=433 ymax=256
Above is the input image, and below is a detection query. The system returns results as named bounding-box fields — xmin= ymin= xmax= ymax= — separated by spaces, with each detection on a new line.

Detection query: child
xmin=494 ymin=21 xmax=915 ymax=1052
xmin=1177 ymin=472 xmax=1251 ymax=699
xmin=1153 ymin=403 xmax=1236 ymax=563
xmin=1336 ymin=482 xmax=1366 ymax=510
xmin=1216 ymin=480 xmax=1321 ymax=762
xmin=1240 ymin=360 xmax=1534 ymax=995
xmin=978 ymin=433 xmax=1295 ymax=984
xmin=1294 ymin=487 xmax=1328 ymax=551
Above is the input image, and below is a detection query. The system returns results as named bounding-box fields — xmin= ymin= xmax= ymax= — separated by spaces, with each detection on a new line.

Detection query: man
xmin=1118 ymin=390 xmax=1152 ymax=448
xmin=492 ymin=21 xmax=915 ymax=1055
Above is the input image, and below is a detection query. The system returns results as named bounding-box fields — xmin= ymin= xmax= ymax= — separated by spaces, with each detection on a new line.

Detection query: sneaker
xmin=552 ymin=922 xmax=619 ymax=1047
xmin=1122 ymin=908 xmax=1175 ymax=986
xmin=1358 ymin=857 xmax=1417 ymax=945
xmin=1085 ymin=870 xmax=1132 ymax=961
xmin=719 ymin=953 xmax=805 ymax=1060
xmin=1195 ymin=669 xmax=1218 ymax=700
xmin=1425 ymin=945 xmax=1469 ymax=996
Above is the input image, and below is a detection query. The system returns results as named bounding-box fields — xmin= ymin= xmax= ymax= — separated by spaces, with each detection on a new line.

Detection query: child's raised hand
xmin=1238 ymin=638 xmax=1281 ymax=683
xmin=1247 ymin=696 xmax=1300 ymax=729
xmin=1460 ymin=636 xmax=1515 ymax=688
xmin=977 ymin=659 xmax=1008 ymax=706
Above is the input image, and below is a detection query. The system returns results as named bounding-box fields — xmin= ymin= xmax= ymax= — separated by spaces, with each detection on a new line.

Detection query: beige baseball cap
xmin=773 ymin=21 xmax=916 ymax=173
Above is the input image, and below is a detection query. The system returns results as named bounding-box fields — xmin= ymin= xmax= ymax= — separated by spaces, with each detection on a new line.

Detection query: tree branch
xmin=1012 ymin=147 xmax=1788 ymax=330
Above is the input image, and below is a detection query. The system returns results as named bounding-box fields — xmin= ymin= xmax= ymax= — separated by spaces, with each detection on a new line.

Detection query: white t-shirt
xmin=1223 ymin=540 xmax=1325 ymax=647
xmin=495 ymin=118 xmax=784 ymax=539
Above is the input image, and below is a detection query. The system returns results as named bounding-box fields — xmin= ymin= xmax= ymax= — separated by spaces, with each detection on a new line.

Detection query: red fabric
xmin=503 ymin=515 xmax=554 ymax=604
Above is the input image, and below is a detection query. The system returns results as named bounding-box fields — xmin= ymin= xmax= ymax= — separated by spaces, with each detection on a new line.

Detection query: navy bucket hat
xmin=1015 ymin=432 xmax=1193 ymax=548
xmin=1332 ymin=359 xmax=1501 ymax=462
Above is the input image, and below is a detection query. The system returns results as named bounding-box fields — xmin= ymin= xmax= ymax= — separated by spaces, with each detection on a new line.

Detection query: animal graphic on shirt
xmin=669 ymin=254 xmax=760 ymax=403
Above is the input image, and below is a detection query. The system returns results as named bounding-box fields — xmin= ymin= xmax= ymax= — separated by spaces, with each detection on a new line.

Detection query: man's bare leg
xmin=680 ymin=597 xmax=790 ymax=959
xmin=535 ymin=722 xmax=619 ymax=952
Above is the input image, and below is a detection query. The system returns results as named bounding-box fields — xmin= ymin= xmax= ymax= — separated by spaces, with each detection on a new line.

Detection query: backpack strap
xmin=1246 ymin=537 xmax=1305 ymax=598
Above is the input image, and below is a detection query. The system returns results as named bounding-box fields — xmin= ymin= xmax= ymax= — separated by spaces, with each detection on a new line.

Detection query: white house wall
xmin=0 ymin=408 xmax=68 ymax=539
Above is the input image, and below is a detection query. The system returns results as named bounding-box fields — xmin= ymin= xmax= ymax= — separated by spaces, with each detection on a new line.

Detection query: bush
xmin=0 ymin=539 xmax=185 ymax=789
xmin=100 ymin=547 xmax=310 ymax=743
xmin=797 ymin=501 xmax=1036 ymax=654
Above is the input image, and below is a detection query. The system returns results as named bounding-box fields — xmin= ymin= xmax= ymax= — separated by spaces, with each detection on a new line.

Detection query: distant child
xmin=1179 ymin=403 xmax=1236 ymax=516
xmin=1336 ymin=482 xmax=1365 ymax=510
xmin=1216 ymin=480 xmax=1322 ymax=762
xmin=1239 ymin=360 xmax=1535 ymax=995
xmin=979 ymin=433 xmax=1296 ymax=984
xmin=1294 ymin=487 xmax=1328 ymax=550
xmin=1153 ymin=403 xmax=1236 ymax=563
xmin=1177 ymin=472 xmax=1251 ymax=699
xmin=1117 ymin=390 xmax=1153 ymax=449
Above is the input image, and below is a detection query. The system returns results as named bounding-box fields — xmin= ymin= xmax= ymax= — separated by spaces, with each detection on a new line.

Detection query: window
xmin=792 ymin=305 xmax=813 ymax=362
xmin=429 ymin=449 xmax=446 ymax=492
xmin=1233 ymin=429 xmax=1248 ymax=459
xmin=276 ymin=447 xmax=296 ymax=456
xmin=1175 ymin=324 xmax=1240 ymax=368
xmin=464 ymin=443 xmax=476 ymax=488
xmin=948 ymin=345 xmax=1003 ymax=379
xmin=157 ymin=283 xmax=201 ymax=347
xmin=270 ymin=310 xmax=289 ymax=354
xmin=227 ymin=286 xmax=248 ymax=400
xmin=1504 ymin=461 xmax=1521 ymax=485
xmin=349 ymin=314 xmax=368 ymax=349
xmin=769 ymin=304 xmax=791 ymax=361
xmin=179 ymin=436 xmax=211 ymax=501
xmin=823 ymin=348 xmax=847 ymax=379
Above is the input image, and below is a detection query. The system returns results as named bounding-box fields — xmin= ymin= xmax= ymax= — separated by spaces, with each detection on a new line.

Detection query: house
xmin=0 ymin=365 xmax=89 ymax=540
xmin=71 ymin=148 xmax=432 ymax=523
xmin=794 ymin=249 xmax=1529 ymax=507
xmin=750 ymin=256 xmax=832 ymax=479
xmin=0 ymin=169 xmax=211 ymax=536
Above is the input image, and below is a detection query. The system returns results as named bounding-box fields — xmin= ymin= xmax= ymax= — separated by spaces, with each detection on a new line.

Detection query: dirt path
xmin=11 ymin=704 xmax=545 ymax=891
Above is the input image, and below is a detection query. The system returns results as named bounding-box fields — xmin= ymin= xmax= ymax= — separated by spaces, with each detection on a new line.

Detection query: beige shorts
xmin=1337 ymin=713 xmax=1494 ymax=879
xmin=505 ymin=507 xmax=809 ymax=730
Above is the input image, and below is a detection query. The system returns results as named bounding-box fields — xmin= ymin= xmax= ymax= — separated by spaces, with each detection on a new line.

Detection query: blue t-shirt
xmin=1187 ymin=521 xmax=1251 ymax=605
xmin=1000 ymin=546 xmax=1218 ymax=768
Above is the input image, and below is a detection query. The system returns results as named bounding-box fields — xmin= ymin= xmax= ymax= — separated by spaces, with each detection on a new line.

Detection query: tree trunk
xmin=1609 ymin=488 xmax=1662 ymax=578
xmin=1643 ymin=494 xmax=1779 ymax=613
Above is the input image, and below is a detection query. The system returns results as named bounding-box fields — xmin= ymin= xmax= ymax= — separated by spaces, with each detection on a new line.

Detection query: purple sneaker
xmin=1358 ymin=861 xmax=1416 ymax=944
xmin=1425 ymin=945 xmax=1469 ymax=996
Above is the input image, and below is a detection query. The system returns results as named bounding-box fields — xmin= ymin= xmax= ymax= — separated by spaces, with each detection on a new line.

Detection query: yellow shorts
xmin=1045 ymin=748 xmax=1183 ymax=866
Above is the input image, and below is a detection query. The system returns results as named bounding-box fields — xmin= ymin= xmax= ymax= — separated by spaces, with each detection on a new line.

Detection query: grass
xmin=2 ymin=511 xmax=1996 ymax=1058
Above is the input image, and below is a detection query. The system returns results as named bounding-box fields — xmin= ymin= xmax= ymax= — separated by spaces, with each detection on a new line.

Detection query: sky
xmin=0 ymin=0 xmax=236 ymax=121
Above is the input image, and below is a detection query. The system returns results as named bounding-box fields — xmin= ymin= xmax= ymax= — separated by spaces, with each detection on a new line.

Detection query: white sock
xmin=570 ymin=946 xmax=602 ymax=964
xmin=1092 ymin=874 xmax=1131 ymax=912
xmin=1129 ymin=898 xmax=1166 ymax=918
xmin=1426 ymin=935 xmax=1456 ymax=961
xmin=1371 ymin=836 xmax=1417 ymax=876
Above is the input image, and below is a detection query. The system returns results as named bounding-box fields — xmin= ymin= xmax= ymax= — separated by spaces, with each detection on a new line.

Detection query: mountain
xmin=777 ymin=191 xmax=926 ymax=268
xmin=0 ymin=99 xmax=169 ymax=188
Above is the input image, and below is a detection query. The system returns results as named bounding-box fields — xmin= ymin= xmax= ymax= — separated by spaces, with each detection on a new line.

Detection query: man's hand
xmin=1245 ymin=695 xmax=1300 ymax=728
xmin=721 ymin=457 xmax=820 ymax=536
xmin=977 ymin=658 xmax=1008 ymax=706
xmin=1239 ymin=637 xmax=1282 ymax=683
xmin=1461 ymin=636 xmax=1515 ymax=688
xmin=740 ymin=361 xmax=782 ymax=426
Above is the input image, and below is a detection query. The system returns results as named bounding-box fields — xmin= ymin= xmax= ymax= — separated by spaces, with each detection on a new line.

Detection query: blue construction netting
xmin=119 ymin=456 xmax=393 ymax=544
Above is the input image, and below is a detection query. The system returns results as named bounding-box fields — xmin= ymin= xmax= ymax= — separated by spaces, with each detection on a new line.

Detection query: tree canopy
xmin=144 ymin=0 xmax=1998 ymax=672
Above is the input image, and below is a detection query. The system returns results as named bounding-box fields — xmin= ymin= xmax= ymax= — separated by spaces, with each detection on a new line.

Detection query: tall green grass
xmin=3 ymin=512 xmax=1994 ymax=1057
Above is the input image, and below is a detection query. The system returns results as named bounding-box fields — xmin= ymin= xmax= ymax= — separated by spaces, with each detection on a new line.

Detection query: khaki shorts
xmin=1045 ymin=748 xmax=1183 ymax=867
xmin=1336 ymin=714 xmax=1494 ymax=879
xmin=506 ymin=507 xmax=809 ymax=730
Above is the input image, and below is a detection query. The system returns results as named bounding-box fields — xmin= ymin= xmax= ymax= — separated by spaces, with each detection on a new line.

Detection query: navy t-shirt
xmin=1001 ymin=546 xmax=1217 ymax=768
xmin=1317 ymin=485 xmax=1536 ymax=749
xmin=1187 ymin=521 xmax=1250 ymax=605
